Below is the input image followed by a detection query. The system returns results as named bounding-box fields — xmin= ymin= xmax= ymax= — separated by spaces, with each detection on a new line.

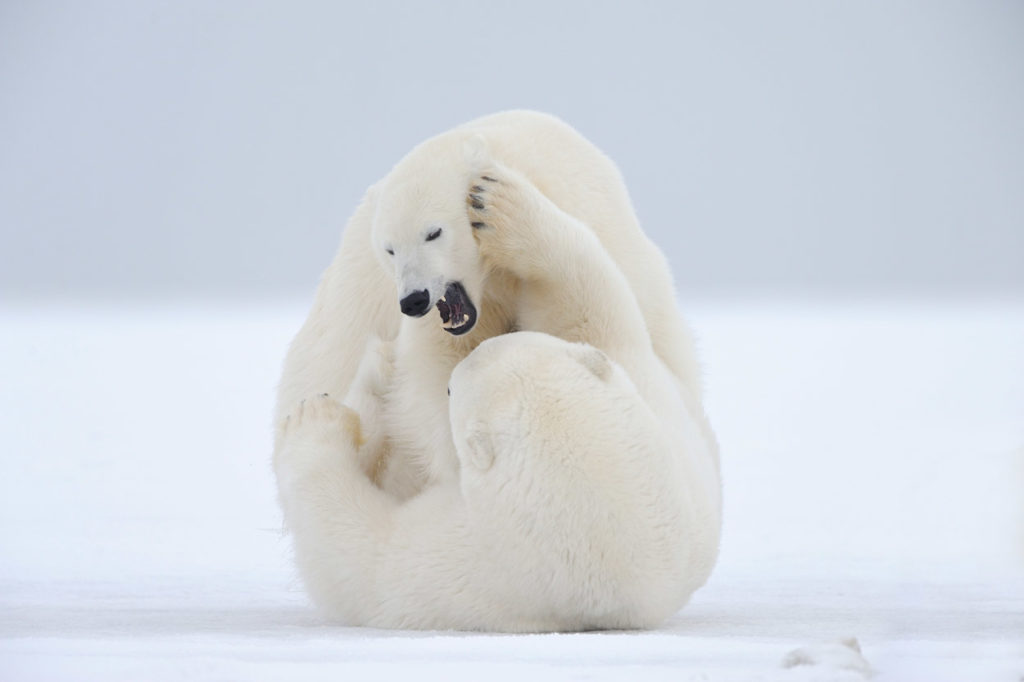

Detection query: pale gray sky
xmin=2 ymin=0 xmax=1022 ymax=298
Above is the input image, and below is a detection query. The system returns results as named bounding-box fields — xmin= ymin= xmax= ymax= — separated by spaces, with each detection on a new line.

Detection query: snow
xmin=1 ymin=297 xmax=1022 ymax=681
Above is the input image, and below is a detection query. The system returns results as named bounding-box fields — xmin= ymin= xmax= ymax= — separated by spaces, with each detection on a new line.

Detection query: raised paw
xmin=466 ymin=167 xmax=547 ymax=271
xmin=278 ymin=393 xmax=363 ymax=451
xmin=466 ymin=173 xmax=501 ymax=230
xmin=273 ymin=394 xmax=364 ymax=499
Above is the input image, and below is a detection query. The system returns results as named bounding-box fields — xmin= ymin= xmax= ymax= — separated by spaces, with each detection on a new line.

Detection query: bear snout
xmin=399 ymin=289 xmax=431 ymax=317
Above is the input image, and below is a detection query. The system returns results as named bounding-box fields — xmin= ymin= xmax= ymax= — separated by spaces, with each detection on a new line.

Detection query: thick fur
xmin=273 ymin=111 xmax=721 ymax=631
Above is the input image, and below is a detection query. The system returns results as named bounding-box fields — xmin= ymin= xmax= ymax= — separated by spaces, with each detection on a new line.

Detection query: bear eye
xmin=447 ymin=386 xmax=451 ymax=396
xmin=385 ymin=247 xmax=394 ymax=256
xmin=426 ymin=228 xmax=442 ymax=242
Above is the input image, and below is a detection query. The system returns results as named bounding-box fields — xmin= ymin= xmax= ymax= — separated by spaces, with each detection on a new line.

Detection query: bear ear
xmin=463 ymin=428 xmax=496 ymax=472
xmin=462 ymin=133 xmax=491 ymax=170
xmin=572 ymin=344 xmax=612 ymax=382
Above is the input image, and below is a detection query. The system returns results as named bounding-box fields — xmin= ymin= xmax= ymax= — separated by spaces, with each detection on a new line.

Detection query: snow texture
xmin=1 ymin=298 xmax=1022 ymax=681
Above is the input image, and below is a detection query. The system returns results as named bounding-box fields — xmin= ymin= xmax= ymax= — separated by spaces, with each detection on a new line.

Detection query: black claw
xmin=471 ymin=221 xmax=487 ymax=229
xmin=471 ymin=185 xmax=485 ymax=193
xmin=481 ymin=175 xmax=498 ymax=182
xmin=320 ymin=392 xmax=329 ymax=397
xmin=469 ymin=194 xmax=485 ymax=209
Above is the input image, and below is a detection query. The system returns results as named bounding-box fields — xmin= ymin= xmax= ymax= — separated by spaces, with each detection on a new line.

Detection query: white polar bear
xmin=276 ymin=331 xmax=713 ymax=631
xmin=273 ymin=110 xmax=721 ymax=630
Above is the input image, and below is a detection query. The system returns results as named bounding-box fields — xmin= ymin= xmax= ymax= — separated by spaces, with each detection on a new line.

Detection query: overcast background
xmin=2 ymin=0 xmax=1022 ymax=300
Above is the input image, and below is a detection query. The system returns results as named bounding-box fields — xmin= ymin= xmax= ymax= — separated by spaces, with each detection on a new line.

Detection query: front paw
xmin=466 ymin=166 xmax=541 ymax=268
xmin=277 ymin=394 xmax=363 ymax=452
xmin=466 ymin=173 xmax=501 ymax=230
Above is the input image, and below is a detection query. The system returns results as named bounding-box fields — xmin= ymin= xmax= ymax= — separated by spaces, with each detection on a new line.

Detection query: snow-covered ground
xmin=1 ymin=298 xmax=1021 ymax=681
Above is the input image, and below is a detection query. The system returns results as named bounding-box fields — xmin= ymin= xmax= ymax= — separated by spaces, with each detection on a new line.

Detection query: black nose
xmin=399 ymin=289 xmax=431 ymax=317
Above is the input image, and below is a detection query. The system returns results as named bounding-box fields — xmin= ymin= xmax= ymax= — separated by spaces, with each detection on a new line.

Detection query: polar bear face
xmin=371 ymin=164 xmax=484 ymax=337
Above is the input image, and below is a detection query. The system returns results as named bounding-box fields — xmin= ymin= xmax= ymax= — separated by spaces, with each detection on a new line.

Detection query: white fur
xmin=273 ymin=111 xmax=721 ymax=631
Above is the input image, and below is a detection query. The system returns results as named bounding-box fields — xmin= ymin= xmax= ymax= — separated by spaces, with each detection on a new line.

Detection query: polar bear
xmin=275 ymin=331 xmax=714 ymax=631
xmin=276 ymin=110 xmax=710 ymax=500
xmin=273 ymin=110 xmax=721 ymax=629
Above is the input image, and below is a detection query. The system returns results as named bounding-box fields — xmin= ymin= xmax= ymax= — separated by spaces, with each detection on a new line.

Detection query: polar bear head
xmin=370 ymin=135 xmax=492 ymax=336
xmin=447 ymin=331 xmax=618 ymax=471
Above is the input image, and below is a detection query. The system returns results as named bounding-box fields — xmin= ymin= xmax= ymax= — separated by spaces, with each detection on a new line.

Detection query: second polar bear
xmin=274 ymin=111 xmax=721 ymax=630
xmin=277 ymin=330 xmax=713 ymax=631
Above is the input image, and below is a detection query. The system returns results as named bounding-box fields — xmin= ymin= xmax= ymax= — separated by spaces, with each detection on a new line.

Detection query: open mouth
xmin=435 ymin=281 xmax=477 ymax=335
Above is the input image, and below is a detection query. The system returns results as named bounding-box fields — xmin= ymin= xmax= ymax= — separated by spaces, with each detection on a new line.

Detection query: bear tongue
xmin=437 ymin=286 xmax=472 ymax=330
xmin=436 ymin=298 xmax=451 ymax=324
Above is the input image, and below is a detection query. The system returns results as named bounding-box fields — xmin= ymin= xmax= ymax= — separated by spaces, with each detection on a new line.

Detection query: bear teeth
xmin=442 ymin=313 xmax=470 ymax=330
